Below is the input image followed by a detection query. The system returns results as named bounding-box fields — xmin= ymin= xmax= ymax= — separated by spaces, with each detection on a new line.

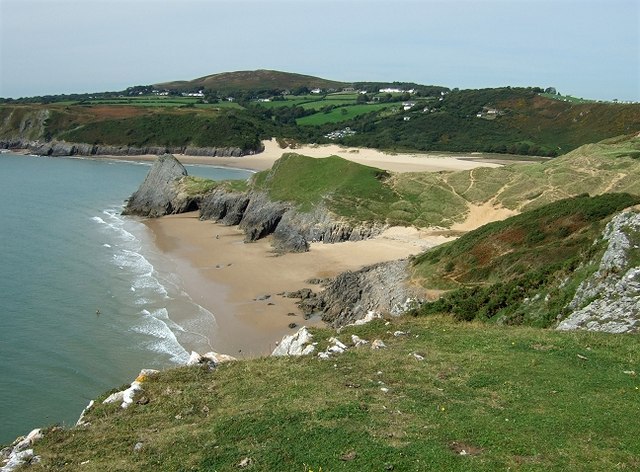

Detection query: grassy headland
xmin=27 ymin=316 xmax=640 ymax=471
xmin=246 ymin=134 xmax=640 ymax=228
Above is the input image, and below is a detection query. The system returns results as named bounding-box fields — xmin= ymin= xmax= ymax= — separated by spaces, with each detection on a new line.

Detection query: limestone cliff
xmin=557 ymin=210 xmax=640 ymax=333
xmin=199 ymin=190 xmax=386 ymax=253
xmin=122 ymin=154 xmax=196 ymax=218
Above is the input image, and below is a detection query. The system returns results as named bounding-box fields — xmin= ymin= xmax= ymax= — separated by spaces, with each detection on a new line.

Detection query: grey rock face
xmin=0 ymin=139 xmax=249 ymax=158
xmin=294 ymin=259 xmax=421 ymax=328
xmin=238 ymin=192 xmax=290 ymax=242
xmin=199 ymin=191 xmax=387 ymax=253
xmin=199 ymin=189 xmax=251 ymax=225
xmin=122 ymin=154 xmax=192 ymax=217
xmin=557 ymin=210 xmax=640 ymax=333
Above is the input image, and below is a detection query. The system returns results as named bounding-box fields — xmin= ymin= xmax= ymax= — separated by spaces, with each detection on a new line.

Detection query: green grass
xmin=58 ymin=111 xmax=269 ymax=151
xmin=179 ymin=176 xmax=250 ymax=197
xmin=26 ymin=316 xmax=640 ymax=471
xmin=253 ymin=153 xmax=397 ymax=219
xmin=297 ymin=103 xmax=400 ymax=125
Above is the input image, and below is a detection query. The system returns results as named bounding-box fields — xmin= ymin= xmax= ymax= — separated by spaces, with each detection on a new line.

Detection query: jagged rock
xmin=272 ymin=327 xmax=316 ymax=356
xmin=293 ymin=260 xmax=422 ymax=328
xmin=284 ymin=288 xmax=313 ymax=299
xmin=122 ymin=154 xmax=194 ymax=217
xmin=201 ymin=351 xmax=237 ymax=365
xmin=351 ymin=335 xmax=369 ymax=347
xmin=187 ymin=351 xmax=236 ymax=369
xmin=238 ymin=192 xmax=289 ymax=242
xmin=558 ymin=211 xmax=640 ymax=333
xmin=76 ymin=400 xmax=95 ymax=427
xmin=199 ymin=189 xmax=251 ymax=225
xmin=1 ymin=429 xmax=43 ymax=472
xmin=198 ymin=185 xmax=386 ymax=254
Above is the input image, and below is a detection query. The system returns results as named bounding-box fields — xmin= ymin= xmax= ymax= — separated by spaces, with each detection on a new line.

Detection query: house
xmin=380 ymin=87 xmax=403 ymax=93
xmin=402 ymin=101 xmax=416 ymax=111
xmin=311 ymin=88 xmax=322 ymax=94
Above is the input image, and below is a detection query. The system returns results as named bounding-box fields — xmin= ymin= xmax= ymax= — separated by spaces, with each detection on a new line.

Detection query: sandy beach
xmin=145 ymin=213 xmax=454 ymax=358
xmin=95 ymin=138 xmax=505 ymax=173
xmin=134 ymin=143 xmax=512 ymax=358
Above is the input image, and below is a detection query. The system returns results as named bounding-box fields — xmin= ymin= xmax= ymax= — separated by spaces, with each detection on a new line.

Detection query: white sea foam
xmin=91 ymin=210 xmax=136 ymax=242
xmin=132 ymin=309 xmax=190 ymax=364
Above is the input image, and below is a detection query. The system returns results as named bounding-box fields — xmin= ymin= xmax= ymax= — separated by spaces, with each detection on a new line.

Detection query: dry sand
xmin=145 ymin=213 xmax=454 ymax=358
xmin=96 ymin=138 xmax=503 ymax=173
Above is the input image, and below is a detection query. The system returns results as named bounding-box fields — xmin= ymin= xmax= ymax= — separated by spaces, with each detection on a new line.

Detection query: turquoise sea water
xmin=0 ymin=153 xmax=252 ymax=444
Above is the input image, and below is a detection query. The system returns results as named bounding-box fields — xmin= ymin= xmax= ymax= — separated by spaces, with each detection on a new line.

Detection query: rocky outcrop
xmin=186 ymin=351 xmax=238 ymax=370
xmin=0 ymin=139 xmax=249 ymax=158
xmin=103 ymin=369 xmax=160 ymax=409
xmin=294 ymin=259 xmax=422 ymax=328
xmin=557 ymin=210 xmax=640 ymax=333
xmin=271 ymin=327 xmax=316 ymax=356
xmin=199 ymin=190 xmax=386 ymax=253
xmin=238 ymin=192 xmax=290 ymax=242
xmin=1 ymin=429 xmax=43 ymax=472
xmin=122 ymin=154 xmax=195 ymax=217
xmin=271 ymin=327 xmax=389 ymax=360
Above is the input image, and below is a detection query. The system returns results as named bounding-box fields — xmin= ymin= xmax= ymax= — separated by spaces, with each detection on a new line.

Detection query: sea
xmin=0 ymin=152 xmax=252 ymax=444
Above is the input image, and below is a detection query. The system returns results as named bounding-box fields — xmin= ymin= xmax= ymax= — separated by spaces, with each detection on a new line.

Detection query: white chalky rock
xmin=272 ymin=327 xmax=315 ymax=356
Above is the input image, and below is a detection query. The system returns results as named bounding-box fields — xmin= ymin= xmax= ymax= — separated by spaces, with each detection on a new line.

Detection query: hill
xmin=411 ymin=193 xmax=640 ymax=327
xmin=343 ymin=88 xmax=640 ymax=156
xmin=155 ymin=69 xmax=347 ymax=93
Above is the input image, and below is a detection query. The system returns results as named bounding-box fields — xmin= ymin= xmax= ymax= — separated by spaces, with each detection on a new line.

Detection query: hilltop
xmin=155 ymin=69 xmax=348 ymax=93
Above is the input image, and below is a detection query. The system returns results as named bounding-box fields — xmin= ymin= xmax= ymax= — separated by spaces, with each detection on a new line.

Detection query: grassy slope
xmin=344 ymin=90 xmax=640 ymax=156
xmin=249 ymin=135 xmax=640 ymax=229
xmin=411 ymin=194 xmax=640 ymax=327
xmin=58 ymin=110 xmax=270 ymax=150
xmin=27 ymin=316 xmax=640 ymax=471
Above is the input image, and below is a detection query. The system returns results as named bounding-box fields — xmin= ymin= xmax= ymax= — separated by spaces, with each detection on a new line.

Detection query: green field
xmin=297 ymin=103 xmax=401 ymax=125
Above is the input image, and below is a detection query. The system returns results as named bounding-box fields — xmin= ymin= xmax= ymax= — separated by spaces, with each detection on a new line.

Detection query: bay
xmin=0 ymin=153 xmax=251 ymax=444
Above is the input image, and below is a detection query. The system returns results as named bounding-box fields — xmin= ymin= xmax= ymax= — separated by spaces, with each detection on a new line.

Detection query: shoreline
xmin=144 ymin=213 xmax=454 ymax=358
xmin=5 ymin=139 xmax=512 ymax=173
